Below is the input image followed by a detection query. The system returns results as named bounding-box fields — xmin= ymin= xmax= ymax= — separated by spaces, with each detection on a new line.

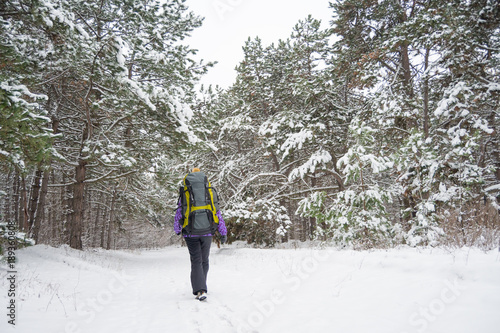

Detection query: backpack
xmin=178 ymin=171 xmax=220 ymax=235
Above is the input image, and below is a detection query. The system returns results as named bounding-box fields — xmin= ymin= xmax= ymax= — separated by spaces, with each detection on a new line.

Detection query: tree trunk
xmin=423 ymin=48 xmax=430 ymax=139
xmin=400 ymin=43 xmax=413 ymax=98
xmin=36 ymin=115 xmax=59 ymax=244
xmin=20 ymin=175 xmax=29 ymax=232
xmin=308 ymin=172 xmax=316 ymax=240
xmin=62 ymin=173 xmax=71 ymax=244
xmin=28 ymin=168 xmax=42 ymax=236
xmin=85 ymin=186 xmax=91 ymax=245
xmin=13 ymin=172 xmax=19 ymax=229
xmin=4 ymin=170 xmax=12 ymax=222
xmin=101 ymin=199 xmax=108 ymax=248
xmin=50 ymin=169 xmax=57 ymax=242
xmin=106 ymin=187 xmax=117 ymax=250
xmin=490 ymin=111 xmax=500 ymax=183
xmin=33 ymin=169 xmax=50 ymax=243
xmin=92 ymin=194 xmax=102 ymax=247
xmin=70 ymin=160 xmax=86 ymax=249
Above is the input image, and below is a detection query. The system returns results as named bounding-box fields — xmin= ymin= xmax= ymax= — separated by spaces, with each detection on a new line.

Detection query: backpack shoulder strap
xmin=207 ymin=180 xmax=219 ymax=224
xmin=181 ymin=174 xmax=194 ymax=229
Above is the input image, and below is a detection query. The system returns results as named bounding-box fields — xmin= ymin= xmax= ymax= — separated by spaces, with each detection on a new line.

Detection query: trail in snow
xmin=1 ymin=244 xmax=500 ymax=333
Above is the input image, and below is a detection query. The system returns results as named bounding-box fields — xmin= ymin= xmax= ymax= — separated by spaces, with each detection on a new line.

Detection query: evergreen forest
xmin=1 ymin=0 xmax=499 ymax=251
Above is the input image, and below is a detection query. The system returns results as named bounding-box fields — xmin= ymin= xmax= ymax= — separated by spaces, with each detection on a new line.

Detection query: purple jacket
xmin=174 ymin=201 xmax=227 ymax=237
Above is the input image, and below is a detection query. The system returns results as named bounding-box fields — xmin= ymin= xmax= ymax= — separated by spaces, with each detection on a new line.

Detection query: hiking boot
xmin=197 ymin=291 xmax=207 ymax=301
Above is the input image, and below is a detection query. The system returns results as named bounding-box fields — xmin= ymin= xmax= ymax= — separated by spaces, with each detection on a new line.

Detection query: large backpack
xmin=178 ymin=171 xmax=220 ymax=235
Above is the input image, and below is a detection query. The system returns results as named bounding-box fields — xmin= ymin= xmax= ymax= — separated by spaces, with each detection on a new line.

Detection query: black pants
xmin=185 ymin=236 xmax=212 ymax=295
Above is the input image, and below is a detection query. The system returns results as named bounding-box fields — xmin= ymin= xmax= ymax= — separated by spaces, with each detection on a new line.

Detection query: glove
xmin=220 ymin=235 xmax=227 ymax=244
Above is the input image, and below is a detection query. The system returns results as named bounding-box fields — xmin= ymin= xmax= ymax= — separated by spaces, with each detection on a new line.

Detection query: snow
xmin=488 ymin=82 xmax=500 ymax=92
xmin=1 ymin=245 xmax=500 ymax=333
xmin=280 ymin=129 xmax=313 ymax=159
xmin=115 ymin=36 xmax=128 ymax=70
xmin=485 ymin=184 xmax=500 ymax=192
xmin=434 ymin=81 xmax=468 ymax=117
xmin=289 ymin=150 xmax=332 ymax=181
xmin=0 ymin=82 xmax=48 ymax=105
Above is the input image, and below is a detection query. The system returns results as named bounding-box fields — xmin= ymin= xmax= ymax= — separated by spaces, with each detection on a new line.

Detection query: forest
xmin=1 ymin=0 xmax=499 ymax=251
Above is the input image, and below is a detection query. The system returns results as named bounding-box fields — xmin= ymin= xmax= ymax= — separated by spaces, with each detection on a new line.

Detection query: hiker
xmin=174 ymin=168 xmax=227 ymax=301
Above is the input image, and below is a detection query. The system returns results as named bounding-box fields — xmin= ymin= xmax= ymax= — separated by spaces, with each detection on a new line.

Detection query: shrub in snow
xmin=0 ymin=222 xmax=35 ymax=260
xmin=298 ymin=120 xmax=393 ymax=248
xmin=224 ymin=198 xmax=291 ymax=247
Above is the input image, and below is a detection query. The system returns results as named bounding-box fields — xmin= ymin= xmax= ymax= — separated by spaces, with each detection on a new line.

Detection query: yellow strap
xmin=208 ymin=180 xmax=219 ymax=224
xmin=182 ymin=186 xmax=190 ymax=228
xmin=182 ymin=174 xmax=190 ymax=228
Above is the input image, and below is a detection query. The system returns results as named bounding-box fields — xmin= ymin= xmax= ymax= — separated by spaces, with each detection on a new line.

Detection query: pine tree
xmin=1 ymin=0 xmax=212 ymax=249
xmin=203 ymin=16 xmax=353 ymax=244
xmin=330 ymin=0 xmax=500 ymax=245
xmin=298 ymin=119 xmax=393 ymax=247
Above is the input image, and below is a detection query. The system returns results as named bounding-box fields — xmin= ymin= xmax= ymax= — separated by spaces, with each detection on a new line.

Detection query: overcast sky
xmin=184 ymin=0 xmax=334 ymax=89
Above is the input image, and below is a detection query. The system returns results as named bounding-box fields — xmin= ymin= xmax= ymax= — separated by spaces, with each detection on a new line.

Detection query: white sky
xmin=184 ymin=0 xmax=334 ymax=89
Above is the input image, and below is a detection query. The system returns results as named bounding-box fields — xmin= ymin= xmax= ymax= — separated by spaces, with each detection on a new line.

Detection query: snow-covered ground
xmin=1 ymin=243 xmax=500 ymax=333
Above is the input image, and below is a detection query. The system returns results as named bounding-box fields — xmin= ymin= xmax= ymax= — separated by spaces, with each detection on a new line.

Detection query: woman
xmin=174 ymin=168 xmax=227 ymax=301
